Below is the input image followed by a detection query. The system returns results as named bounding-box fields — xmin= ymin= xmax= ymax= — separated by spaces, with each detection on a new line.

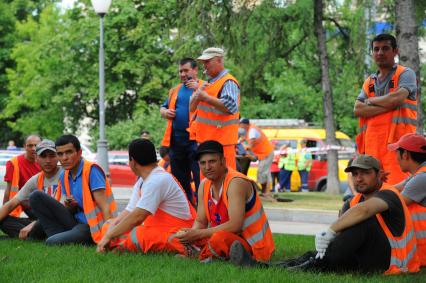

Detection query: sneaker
xmin=229 ymin=241 xmax=268 ymax=268
xmin=286 ymin=257 xmax=317 ymax=272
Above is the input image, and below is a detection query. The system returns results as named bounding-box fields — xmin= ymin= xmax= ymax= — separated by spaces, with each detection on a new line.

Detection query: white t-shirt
xmin=16 ymin=168 xmax=62 ymax=201
xmin=125 ymin=167 xmax=192 ymax=220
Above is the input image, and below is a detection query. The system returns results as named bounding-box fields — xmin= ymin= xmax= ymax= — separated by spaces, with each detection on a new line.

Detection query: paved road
xmin=0 ymin=185 xmax=335 ymax=236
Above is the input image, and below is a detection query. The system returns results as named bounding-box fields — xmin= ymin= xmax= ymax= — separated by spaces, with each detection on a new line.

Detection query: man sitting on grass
xmin=0 ymin=140 xmax=61 ymax=240
xmin=96 ymin=139 xmax=196 ymax=254
xmin=176 ymin=140 xmax=274 ymax=263
xmin=231 ymin=154 xmax=420 ymax=275
xmin=30 ymin=135 xmax=117 ymax=245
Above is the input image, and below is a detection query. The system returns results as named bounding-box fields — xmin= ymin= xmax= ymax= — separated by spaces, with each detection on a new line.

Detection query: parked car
xmin=247 ymin=119 xmax=355 ymax=192
xmin=0 ymin=150 xmax=24 ymax=184
xmin=108 ymin=150 xmax=137 ymax=187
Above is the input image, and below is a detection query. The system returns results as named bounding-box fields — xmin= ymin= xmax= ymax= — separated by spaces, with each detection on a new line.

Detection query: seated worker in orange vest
xmin=176 ymin=140 xmax=274 ymax=263
xmin=0 ymin=139 xmax=61 ymax=240
xmin=191 ymin=48 xmax=240 ymax=170
xmin=3 ymin=135 xmax=41 ymax=218
xmin=29 ymin=134 xmax=117 ymax=245
xmin=239 ymin=118 xmax=275 ymax=201
xmin=387 ymin=133 xmax=426 ymax=266
xmin=247 ymin=155 xmax=419 ymax=274
xmin=96 ymin=139 xmax=196 ymax=254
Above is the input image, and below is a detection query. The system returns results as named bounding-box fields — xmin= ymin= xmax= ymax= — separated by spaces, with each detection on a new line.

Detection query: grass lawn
xmin=0 ymin=233 xmax=424 ymax=282
xmin=264 ymin=192 xmax=343 ymax=211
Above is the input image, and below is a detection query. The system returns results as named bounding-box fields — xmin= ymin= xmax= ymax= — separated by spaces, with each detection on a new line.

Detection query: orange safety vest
xmin=36 ymin=171 xmax=57 ymax=197
xmin=195 ymin=73 xmax=240 ymax=146
xmin=8 ymin=157 xmax=23 ymax=217
xmin=158 ymin=158 xmax=171 ymax=173
xmin=406 ymin=165 xmax=426 ymax=266
xmin=161 ymin=81 xmax=203 ymax=146
xmin=55 ymin=160 xmax=117 ymax=243
xmin=246 ymin=125 xmax=274 ymax=160
xmin=349 ymin=188 xmax=420 ymax=275
xmin=203 ymin=168 xmax=275 ymax=261
xmin=356 ymin=65 xmax=417 ymax=153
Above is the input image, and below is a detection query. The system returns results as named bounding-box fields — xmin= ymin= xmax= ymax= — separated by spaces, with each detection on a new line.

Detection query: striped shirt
xmin=208 ymin=69 xmax=240 ymax=114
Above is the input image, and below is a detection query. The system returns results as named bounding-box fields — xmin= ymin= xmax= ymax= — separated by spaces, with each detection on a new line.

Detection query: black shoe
xmin=229 ymin=241 xmax=268 ymax=268
xmin=274 ymin=251 xmax=316 ymax=268
xmin=286 ymin=257 xmax=317 ymax=272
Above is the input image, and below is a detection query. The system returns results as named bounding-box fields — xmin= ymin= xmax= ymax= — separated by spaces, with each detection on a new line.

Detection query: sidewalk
xmin=0 ymin=186 xmax=337 ymax=236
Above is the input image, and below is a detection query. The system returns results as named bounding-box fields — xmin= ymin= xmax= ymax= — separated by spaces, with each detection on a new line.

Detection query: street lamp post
xmin=91 ymin=0 xmax=112 ymax=175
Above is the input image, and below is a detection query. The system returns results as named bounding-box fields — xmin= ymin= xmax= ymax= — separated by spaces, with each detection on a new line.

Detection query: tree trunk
xmin=314 ymin=0 xmax=340 ymax=194
xmin=395 ymin=0 xmax=423 ymax=135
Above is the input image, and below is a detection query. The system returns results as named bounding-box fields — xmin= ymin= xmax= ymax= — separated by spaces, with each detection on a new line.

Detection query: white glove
xmin=315 ymin=228 xmax=336 ymax=259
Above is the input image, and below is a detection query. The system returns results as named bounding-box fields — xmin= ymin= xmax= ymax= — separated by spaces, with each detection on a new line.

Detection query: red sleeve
xmin=4 ymin=160 xmax=14 ymax=182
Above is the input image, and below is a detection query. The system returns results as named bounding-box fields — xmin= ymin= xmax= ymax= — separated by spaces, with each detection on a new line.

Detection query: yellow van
xmin=246 ymin=119 xmax=355 ymax=192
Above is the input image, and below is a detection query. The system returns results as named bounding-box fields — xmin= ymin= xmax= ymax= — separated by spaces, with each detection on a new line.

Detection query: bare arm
xmin=330 ymin=197 xmax=389 ymax=233
xmin=3 ymin=182 xmax=12 ymax=204
xmin=0 ymin=197 xmax=21 ymax=222
xmin=93 ymin=189 xmax=111 ymax=220
xmin=191 ymin=180 xmax=208 ymax=230
xmin=353 ymin=100 xmax=389 ymax=118
xmin=367 ymin=88 xmax=409 ymax=109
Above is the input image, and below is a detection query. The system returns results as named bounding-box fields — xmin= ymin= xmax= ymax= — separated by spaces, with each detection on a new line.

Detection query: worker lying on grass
xmin=0 ymin=140 xmax=61 ymax=240
xmin=96 ymin=139 xmax=196 ymax=254
xmin=30 ymin=135 xmax=117 ymax=245
xmin=175 ymin=140 xmax=275 ymax=263
xmin=231 ymin=154 xmax=420 ymax=275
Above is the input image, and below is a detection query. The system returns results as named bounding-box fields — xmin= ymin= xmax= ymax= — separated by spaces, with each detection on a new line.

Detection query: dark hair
xmin=179 ymin=58 xmax=197 ymax=69
xmin=371 ymin=33 xmax=397 ymax=50
xmin=55 ymin=134 xmax=81 ymax=151
xmin=159 ymin=146 xmax=170 ymax=158
xmin=398 ymin=148 xmax=426 ymax=164
xmin=128 ymin=139 xmax=157 ymax=166
xmin=140 ymin=130 xmax=150 ymax=136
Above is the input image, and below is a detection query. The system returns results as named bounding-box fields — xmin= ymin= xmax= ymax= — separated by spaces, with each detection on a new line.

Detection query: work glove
xmin=315 ymin=228 xmax=336 ymax=259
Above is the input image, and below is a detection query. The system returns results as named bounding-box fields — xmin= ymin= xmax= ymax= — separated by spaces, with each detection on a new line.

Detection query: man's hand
xmin=185 ymin=79 xmax=199 ymax=90
xmin=379 ymin=170 xmax=389 ymax=184
xmin=162 ymin=108 xmax=176 ymax=119
xmin=176 ymin=228 xmax=205 ymax=245
xmin=19 ymin=222 xmax=36 ymax=240
xmin=96 ymin=235 xmax=111 ymax=253
xmin=64 ymin=195 xmax=78 ymax=208
xmin=315 ymin=228 xmax=336 ymax=259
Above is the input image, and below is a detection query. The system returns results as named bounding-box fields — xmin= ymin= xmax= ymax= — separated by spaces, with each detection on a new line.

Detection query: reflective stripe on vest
xmin=9 ymin=156 xmax=23 ymax=217
xmin=203 ymin=168 xmax=275 ymax=261
xmin=60 ymin=160 xmax=117 ymax=243
xmin=349 ymin=188 xmax=420 ymax=274
xmin=356 ymin=65 xmax=417 ymax=153
xmin=195 ymin=73 xmax=240 ymax=145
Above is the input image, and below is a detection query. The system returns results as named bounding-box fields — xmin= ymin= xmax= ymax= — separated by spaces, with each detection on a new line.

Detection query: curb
xmin=264 ymin=207 xmax=338 ymax=224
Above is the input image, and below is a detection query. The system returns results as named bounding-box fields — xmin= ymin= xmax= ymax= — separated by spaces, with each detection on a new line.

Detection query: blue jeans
xmin=169 ymin=138 xmax=200 ymax=204
xmin=279 ymin=169 xmax=292 ymax=191
xmin=298 ymin=170 xmax=309 ymax=191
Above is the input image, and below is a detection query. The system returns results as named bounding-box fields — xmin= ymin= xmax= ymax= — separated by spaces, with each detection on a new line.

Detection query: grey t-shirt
xmin=401 ymin=163 xmax=426 ymax=206
xmin=16 ymin=168 xmax=62 ymax=201
xmin=357 ymin=65 xmax=417 ymax=102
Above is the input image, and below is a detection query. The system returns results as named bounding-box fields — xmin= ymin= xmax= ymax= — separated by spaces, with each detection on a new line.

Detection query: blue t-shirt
xmin=59 ymin=159 xmax=106 ymax=224
xmin=162 ymin=84 xmax=193 ymax=141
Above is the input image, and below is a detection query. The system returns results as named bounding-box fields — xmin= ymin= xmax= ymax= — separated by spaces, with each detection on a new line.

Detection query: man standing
xmin=191 ymin=48 xmax=240 ymax=170
xmin=239 ymin=118 xmax=275 ymax=201
xmin=3 ymin=135 xmax=41 ymax=217
xmin=96 ymin=139 xmax=195 ymax=254
xmin=176 ymin=140 xmax=274 ymax=263
xmin=297 ymin=140 xmax=312 ymax=192
xmin=160 ymin=58 xmax=202 ymax=203
xmin=0 ymin=139 xmax=60 ymax=240
xmin=29 ymin=135 xmax=117 ymax=245
xmin=388 ymin=133 xmax=426 ymax=266
xmin=354 ymin=33 xmax=417 ymax=186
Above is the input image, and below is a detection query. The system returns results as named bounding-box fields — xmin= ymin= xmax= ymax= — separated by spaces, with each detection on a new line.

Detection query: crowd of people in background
xmin=1 ymin=34 xmax=425 ymax=275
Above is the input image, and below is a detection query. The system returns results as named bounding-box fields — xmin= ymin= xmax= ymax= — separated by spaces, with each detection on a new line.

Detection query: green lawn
xmin=0 ymin=234 xmax=424 ymax=282
xmin=264 ymin=192 xmax=343 ymax=211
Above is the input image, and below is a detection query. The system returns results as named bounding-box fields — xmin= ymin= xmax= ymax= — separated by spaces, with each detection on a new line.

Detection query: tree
xmin=395 ymin=0 xmax=423 ymax=134
xmin=314 ymin=0 xmax=340 ymax=194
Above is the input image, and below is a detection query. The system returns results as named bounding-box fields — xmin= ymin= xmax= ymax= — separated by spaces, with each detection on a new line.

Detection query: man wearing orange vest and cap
xmin=29 ymin=135 xmax=116 ymax=245
xmin=3 ymin=135 xmax=41 ymax=218
xmin=0 ymin=139 xmax=61 ymax=240
xmin=96 ymin=139 xmax=195 ymax=254
xmin=160 ymin=58 xmax=201 ymax=203
xmin=354 ymin=34 xmax=417 ymax=186
xmin=239 ymin=118 xmax=275 ymax=201
xmin=176 ymin=140 xmax=274 ymax=263
xmin=261 ymin=155 xmax=419 ymax=274
xmin=387 ymin=133 xmax=426 ymax=266
xmin=191 ymin=48 xmax=240 ymax=170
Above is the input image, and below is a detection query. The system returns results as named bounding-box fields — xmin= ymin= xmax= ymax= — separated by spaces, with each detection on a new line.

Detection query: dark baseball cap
xmin=387 ymin=133 xmax=426 ymax=153
xmin=36 ymin=139 xmax=56 ymax=155
xmin=195 ymin=140 xmax=224 ymax=160
xmin=344 ymin=154 xmax=381 ymax=172
xmin=239 ymin=118 xmax=250 ymax=125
